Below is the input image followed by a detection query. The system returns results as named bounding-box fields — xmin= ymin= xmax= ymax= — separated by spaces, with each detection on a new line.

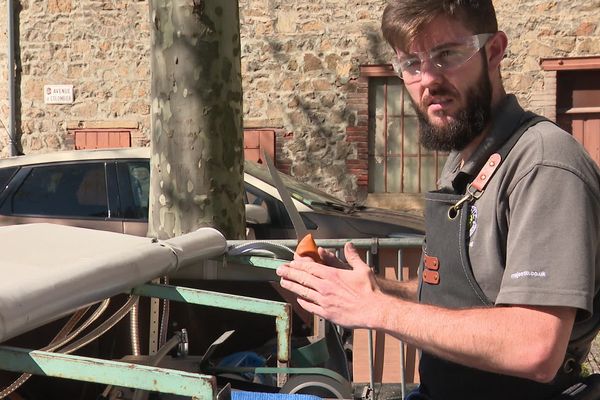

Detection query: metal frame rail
xmin=0 ymin=346 xmax=217 ymax=399
xmin=0 ymin=282 xmax=293 ymax=399
xmin=228 ymin=236 xmax=424 ymax=400
xmin=132 ymin=282 xmax=292 ymax=386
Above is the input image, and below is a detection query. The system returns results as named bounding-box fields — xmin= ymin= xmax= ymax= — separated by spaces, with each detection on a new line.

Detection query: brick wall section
xmin=237 ymin=0 xmax=387 ymax=200
xmin=0 ymin=0 xmax=598 ymax=201
xmin=345 ymin=76 xmax=370 ymax=196
xmin=495 ymin=0 xmax=600 ymax=114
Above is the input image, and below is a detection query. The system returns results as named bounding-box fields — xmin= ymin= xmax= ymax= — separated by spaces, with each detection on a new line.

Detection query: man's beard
xmin=413 ymin=67 xmax=492 ymax=152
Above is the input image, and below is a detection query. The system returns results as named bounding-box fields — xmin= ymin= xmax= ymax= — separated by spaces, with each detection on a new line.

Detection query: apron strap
xmin=451 ymin=113 xmax=549 ymax=213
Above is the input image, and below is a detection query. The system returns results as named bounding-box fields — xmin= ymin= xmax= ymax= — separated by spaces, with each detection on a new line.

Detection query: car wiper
xmin=308 ymin=200 xmax=352 ymax=213
xmin=345 ymin=202 xmax=366 ymax=214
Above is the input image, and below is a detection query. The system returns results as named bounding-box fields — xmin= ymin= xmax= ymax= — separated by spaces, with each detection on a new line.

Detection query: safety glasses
xmin=392 ymin=33 xmax=495 ymax=84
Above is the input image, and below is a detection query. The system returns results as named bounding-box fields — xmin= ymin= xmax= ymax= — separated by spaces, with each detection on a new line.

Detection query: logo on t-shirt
xmin=467 ymin=205 xmax=478 ymax=247
xmin=510 ymin=270 xmax=548 ymax=279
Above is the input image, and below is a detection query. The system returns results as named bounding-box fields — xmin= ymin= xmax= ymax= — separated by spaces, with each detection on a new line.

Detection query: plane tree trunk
xmin=148 ymin=0 xmax=245 ymax=240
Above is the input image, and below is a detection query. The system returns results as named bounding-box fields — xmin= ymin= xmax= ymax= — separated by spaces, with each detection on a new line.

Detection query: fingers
xmin=280 ymin=270 xmax=328 ymax=321
xmin=296 ymin=297 xmax=326 ymax=317
xmin=277 ymin=263 xmax=326 ymax=316
xmin=319 ymin=247 xmax=349 ymax=269
xmin=279 ymin=274 xmax=319 ymax=302
xmin=279 ymin=258 xmax=335 ymax=280
xmin=343 ymin=242 xmax=370 ymax=271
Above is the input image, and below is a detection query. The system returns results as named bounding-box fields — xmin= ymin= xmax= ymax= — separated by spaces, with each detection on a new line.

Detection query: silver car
xmin=0 ymin=147 xmax=423 ymax=239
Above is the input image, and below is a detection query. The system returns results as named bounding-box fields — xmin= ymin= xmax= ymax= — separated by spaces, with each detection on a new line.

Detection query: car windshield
xmin=244 ymin=161 xmax=349 ymax=209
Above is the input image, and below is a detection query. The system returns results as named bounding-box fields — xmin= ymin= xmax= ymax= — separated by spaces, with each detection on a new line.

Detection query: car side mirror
xmin=245 ymin=204 xmax=270 ymax=225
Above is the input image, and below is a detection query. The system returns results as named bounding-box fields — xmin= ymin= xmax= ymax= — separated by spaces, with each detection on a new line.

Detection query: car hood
xmin=309 ymin=204 xmax=425 ymax=236
xmin=349 ymin=207 xmax=423 ymax=231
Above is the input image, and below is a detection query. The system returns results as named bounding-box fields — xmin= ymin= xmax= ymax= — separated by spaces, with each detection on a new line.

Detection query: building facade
xmin=0 ymin=0 xmax=599 ymax=211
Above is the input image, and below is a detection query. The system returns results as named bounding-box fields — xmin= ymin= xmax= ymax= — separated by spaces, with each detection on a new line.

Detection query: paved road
xmin=353 ymin=383 xmax=418 ymax=400
xmin=585 ymin=334 xmax=600 ymax=374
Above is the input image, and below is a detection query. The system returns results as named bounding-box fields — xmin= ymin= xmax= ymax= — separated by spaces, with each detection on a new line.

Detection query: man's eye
xmin=402 ymin=58 xmax=420 ymax=70
xmin=433 ymin=48 xmax=464 ymax=64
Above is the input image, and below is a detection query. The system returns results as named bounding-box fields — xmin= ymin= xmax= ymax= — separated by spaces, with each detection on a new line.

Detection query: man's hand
xmin=278 ymin=241 xmax=388 ymax=329
xmin=278 ymin=241 xmax=577 ymax=382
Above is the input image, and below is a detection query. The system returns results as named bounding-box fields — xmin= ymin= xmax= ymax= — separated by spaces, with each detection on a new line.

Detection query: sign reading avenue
xmin=44 ymin=85 xmax=74 ymax=104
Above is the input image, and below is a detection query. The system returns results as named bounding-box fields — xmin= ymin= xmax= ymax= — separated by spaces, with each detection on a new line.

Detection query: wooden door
xmin=557 ymin=69 xmax=600 ymax=166
xmin=243 ymin=129 xmax=275 ymax=164
xmin=572 ymin=115 xmax=600 ymax=164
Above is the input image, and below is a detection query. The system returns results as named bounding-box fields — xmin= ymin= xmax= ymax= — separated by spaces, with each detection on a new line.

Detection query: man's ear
xmin=486 ymin=31 xmax=508 ymax=71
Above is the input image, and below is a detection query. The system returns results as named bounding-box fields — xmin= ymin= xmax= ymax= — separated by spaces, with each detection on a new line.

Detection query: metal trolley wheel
xmin=280 ymin=374 xmax=353 ymax=399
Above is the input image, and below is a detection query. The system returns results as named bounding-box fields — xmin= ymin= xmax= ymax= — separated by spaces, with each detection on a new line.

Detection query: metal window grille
xmin=368 ymin=76 xmax=447 ymax=193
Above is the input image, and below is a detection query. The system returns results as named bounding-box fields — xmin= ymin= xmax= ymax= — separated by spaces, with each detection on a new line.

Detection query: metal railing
xmin=228 ymin=235 xmax=424 ymax=399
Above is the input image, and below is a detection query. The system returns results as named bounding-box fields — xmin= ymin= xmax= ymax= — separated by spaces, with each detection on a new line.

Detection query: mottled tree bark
xmin=148 ymin=0 xmax=245 ymax=240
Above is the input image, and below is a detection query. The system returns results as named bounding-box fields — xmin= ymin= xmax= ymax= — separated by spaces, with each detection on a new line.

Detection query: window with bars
xmin=368 ymin=76 xmax=447 ymax=193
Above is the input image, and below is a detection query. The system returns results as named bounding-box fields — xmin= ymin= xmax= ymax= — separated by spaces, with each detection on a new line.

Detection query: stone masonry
xmin=0 ymin=0 xmax=598 ymax=202
xmin=0 ymin=0 xmax=151 ymax=157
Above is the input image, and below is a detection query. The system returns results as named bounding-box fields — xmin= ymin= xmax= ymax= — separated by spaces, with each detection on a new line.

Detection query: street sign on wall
xmin=44 ymin=85 xmax=74 ymax=104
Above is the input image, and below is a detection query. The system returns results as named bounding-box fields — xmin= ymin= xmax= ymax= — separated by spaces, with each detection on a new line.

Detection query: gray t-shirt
xmin=440 ymin=95 xmax=600 ymax=325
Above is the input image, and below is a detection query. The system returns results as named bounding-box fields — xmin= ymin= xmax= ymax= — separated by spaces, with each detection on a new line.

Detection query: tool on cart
xmin=296 ymin=234 xmax=323 ymax=264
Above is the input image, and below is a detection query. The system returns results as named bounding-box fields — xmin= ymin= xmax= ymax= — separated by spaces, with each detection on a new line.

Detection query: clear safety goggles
xmin=391 ymin=33 xmax=495 ymax=83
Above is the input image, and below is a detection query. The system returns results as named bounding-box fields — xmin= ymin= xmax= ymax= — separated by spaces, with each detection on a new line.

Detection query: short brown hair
xmin=381 ymin=0 xmax=498 ymax=52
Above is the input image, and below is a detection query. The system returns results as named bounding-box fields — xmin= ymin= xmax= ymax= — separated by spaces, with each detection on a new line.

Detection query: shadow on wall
xmin=260 ymin=27 xmax=392 ymax=196
xmin=11 ymin=1 xmax=24 ymax=155
xmin=365 ymin=28 xmax=394 ymax=65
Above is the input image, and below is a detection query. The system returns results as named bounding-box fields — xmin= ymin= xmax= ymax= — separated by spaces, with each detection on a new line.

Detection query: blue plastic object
xmin=232 ymin=392 xmax=321 ymax=400
xmin=218 ymin=351 xmax=267 ymax=382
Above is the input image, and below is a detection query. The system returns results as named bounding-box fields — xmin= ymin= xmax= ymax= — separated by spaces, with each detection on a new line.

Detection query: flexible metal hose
xmin=47 ymin=299 xmax=111 ymax=352
xmin=0 ymin=299 xmax=111 ymax=399
xmin=158 ymin=276 xmax=170 ymax=348
xmin=60 ymin=295 xmax=139 ymax=354
xmin=130 ymin=299 xmax=141 ymax=356
xmin=227 ymin=241 xmax=295 ymax=260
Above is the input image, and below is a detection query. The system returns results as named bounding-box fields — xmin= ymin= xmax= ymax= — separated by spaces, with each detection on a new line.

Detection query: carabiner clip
xmin=448 ymin=185 xmax=483 ymax=220
xmin=448 ymin=193 xmax=471 ymax=219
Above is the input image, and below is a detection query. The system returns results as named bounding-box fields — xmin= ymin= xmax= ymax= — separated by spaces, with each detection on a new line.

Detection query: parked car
xmin=0 ymin=147 xmax=423 ymax=239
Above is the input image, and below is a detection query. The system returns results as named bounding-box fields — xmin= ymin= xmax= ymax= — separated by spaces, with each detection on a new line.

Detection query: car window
xmin=9 ymin=163 xmax=108 ymax=218
xmin=116 ymin=161 xmax=150 ymax=220
xmin=245 ymin=183 xmax=286 ymax=227
xmin=0 ymin=167 xmax=18 ymax=191
xmin=128 ymin=162 xmax=150 ymax=218
xmin=244 ymin=183 xmax=317 ymax=230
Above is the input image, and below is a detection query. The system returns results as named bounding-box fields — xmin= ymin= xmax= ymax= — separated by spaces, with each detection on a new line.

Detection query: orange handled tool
xmin=296 ymin=233 xmax=323 ymax=263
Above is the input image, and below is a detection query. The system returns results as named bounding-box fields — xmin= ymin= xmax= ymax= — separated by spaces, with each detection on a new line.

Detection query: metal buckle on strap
xmin=448 ymin=185 xmax=482 ymax=219
xmin=448 ymin=153 xmax=501 ymax=220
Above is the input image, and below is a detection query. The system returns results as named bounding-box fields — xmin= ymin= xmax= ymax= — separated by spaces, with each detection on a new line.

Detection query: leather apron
xmin=417 ymin=114 xmax=580 ymax=400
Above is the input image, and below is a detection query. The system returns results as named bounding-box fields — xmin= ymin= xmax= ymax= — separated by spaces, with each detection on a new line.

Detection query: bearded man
xmin=277 ymin=1 xmax=600 ymax=399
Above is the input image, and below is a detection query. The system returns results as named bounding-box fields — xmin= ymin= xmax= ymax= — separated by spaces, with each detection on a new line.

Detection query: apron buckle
xmin=448 ymin=186 xmax=482 ymax=219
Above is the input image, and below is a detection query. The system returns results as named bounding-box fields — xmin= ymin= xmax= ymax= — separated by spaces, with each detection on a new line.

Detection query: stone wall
xmin=0 ymin=0 xmax=151 ymax=157
xmin=0 ymin=0 xmax=598 ymax=202
xmin=238 ymin=0 xmax=390 ymax=201
xmin=495 ymin=0 xmax=600 ymax=113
